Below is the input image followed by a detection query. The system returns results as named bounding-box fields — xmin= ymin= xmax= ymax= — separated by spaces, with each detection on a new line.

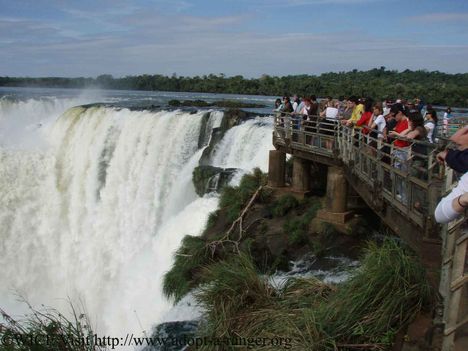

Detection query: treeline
xmin=1 ymin=67 xmax=468 ymax=107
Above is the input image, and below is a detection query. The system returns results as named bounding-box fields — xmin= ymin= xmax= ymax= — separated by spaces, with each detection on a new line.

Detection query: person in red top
xmin=389 ymin=104 xmax=410 ymax=149
xmin=356 ymin=98 xmax=374 ymax=135
xmin=388 ymin=104 xmax=411 ymax=203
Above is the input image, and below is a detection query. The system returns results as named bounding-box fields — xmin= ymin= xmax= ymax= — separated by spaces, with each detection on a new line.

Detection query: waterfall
xmin=0 ymin=99 xmax=272 ymax=337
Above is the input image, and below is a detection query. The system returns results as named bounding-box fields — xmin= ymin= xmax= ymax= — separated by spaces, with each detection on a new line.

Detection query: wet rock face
xmin=192 ymin=165 xmax=237 ymax=197
xmin=142 ymin=320 xmax=199 ymax=351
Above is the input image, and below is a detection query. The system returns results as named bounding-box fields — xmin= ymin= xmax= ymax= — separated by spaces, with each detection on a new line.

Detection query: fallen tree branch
xmin=207 ymin=185 xmax=264 ymax=255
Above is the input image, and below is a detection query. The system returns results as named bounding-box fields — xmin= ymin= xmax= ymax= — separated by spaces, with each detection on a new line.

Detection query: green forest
xmin=1 ymin=67 xmax=467 ymax=107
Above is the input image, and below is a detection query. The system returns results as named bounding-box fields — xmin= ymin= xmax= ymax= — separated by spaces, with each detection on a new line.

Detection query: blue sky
xmin=0 ymin=0 xmax=467 ymax=77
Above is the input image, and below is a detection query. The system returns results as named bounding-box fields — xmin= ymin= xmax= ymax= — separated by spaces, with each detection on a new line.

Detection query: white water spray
xmin=0 ymin=99 xmax=272 ymax=336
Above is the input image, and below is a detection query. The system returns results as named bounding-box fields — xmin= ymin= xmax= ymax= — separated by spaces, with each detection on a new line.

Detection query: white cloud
xmin=406 ymin=12 xmax=468 ymax=22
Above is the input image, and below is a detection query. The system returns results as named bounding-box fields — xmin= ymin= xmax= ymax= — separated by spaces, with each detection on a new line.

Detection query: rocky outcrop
xmin=192 ymin=166 xmax=237 ymax=197
xmin=168 ymin=99 xmax=265 ymax=108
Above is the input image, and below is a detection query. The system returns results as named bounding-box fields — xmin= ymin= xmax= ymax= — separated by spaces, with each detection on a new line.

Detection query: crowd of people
xmin=274 ymin=94 xmax=453 ymax=145
xmin=274 ymin=94 xmax=466 ymax=224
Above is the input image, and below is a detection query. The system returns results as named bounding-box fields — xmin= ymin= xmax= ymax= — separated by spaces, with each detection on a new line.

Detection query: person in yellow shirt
xmin=342 ymin=96 xmax=364 ymax=127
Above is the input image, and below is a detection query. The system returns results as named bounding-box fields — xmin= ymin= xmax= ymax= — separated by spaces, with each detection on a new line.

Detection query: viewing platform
xmin=268 ymin=112 xmax=467 ymax=351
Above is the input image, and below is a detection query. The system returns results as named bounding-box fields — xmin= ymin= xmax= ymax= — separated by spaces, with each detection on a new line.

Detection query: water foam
xmin=0 ymin=102 xmax=272 ymax=336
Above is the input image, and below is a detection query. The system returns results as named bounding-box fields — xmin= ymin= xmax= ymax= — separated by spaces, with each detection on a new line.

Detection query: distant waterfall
xmin=0 ymin=101 xmax=272 ymax=336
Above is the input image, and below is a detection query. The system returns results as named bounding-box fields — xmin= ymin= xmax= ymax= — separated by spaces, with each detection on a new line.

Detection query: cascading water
xmin=0 ymin=94 xmax=273 ymax=337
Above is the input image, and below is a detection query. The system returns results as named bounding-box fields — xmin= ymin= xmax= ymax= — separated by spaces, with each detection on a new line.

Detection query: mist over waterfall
xmin=0 ymin=92 xmax=273 ymax=337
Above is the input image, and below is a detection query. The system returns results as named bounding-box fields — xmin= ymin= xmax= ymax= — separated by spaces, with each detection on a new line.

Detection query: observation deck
xmin=268 ymin=112 xmax=467 ymax=351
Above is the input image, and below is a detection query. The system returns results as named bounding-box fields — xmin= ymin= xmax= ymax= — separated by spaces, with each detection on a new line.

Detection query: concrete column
xmin=326 ymin=166 xmax=348 ymax=213
xmin=292 ymin=157 xmax=311 ymax=192
xmin=268 ymin=150 xmax=286 ymax=187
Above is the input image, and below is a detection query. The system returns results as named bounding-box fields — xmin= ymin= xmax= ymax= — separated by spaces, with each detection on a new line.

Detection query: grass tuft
xmin=321 ymin=238 xmax=435 ymax=346
xmin=0 ymin=302 xmax=104 ymax=351
xmin=195 ymin=239 xmax=435 ymax=350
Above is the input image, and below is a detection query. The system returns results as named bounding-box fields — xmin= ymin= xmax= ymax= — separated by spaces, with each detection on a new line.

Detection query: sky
xmin=0 ymin=0 xmax=467 ymax=78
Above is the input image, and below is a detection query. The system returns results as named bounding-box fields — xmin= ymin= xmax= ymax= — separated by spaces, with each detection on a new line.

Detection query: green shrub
xmin=205 ymin=210 xmax=219 ymax=230
xmin=284 ymin=199 xmax=321 ymax=246
xmin=163 ymin=235 xmax=214 ymax=303
xmin=271 ymin=194 xmax=299 ymax=217
xmin=219 ymin=168 xmax=269 ymax=222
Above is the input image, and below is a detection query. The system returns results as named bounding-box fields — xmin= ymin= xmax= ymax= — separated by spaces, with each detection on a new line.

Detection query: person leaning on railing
xmin=355 ymin=98 xmax=374 ymax=134
xmin=342 ymin=96 xmax=364 ymax=127
xmin=388 ymin=104 xmax=411 ymax=172
xmin=368 ymin=104 xmax=386 ymax=151
xmin=435 ymin=126 xmax=468 ymax=223
xmin=437 ymin=126 xmax=468 ymax=173
xmin=435 ymin=173 xmax=468 ymax=223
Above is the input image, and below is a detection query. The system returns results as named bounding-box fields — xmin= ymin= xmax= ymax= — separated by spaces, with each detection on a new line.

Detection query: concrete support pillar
xmin=268 ymin=150 xmax=286 ymax=187
xmin=326 ymin=166 xmax=348 ymax=213
xmin=292 ymin=157 xmax=310 ymax=192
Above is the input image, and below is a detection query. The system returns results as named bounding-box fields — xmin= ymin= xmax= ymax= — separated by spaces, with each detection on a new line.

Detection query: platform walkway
xmin=269 ymin=113 xmax=467 ymax=351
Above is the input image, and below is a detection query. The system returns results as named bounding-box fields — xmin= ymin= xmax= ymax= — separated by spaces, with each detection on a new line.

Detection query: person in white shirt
xmin=320 ymin=100 xmax=339 ymax=120
xmin=424 ymin=110 xmax=437 ymax=143
xmin=435 ymin=172 xmax=468 ymax=223
xmin=292 ymin=95 xmax=302 ymax=113
xmin=435 ymin=126 xmax=468 ymax=223
xmin=370 ymin=105 xmax=386 ymax=139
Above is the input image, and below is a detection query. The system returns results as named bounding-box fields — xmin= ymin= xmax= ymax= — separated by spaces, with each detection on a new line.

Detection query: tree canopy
xmin=1 ymin=68 xmax=467 ymax=107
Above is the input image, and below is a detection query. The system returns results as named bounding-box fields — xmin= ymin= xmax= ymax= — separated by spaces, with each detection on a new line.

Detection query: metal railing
xmin=272 ymin=112 xmax=463 ymax=227
xmin=274 ymin=111 xmax=467 ymax=349
xmin=438 ymin=167 xmax=468 ymax=350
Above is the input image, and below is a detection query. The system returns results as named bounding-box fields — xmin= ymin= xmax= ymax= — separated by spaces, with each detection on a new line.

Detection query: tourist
xmin=274 ymin=98 xmax=282 ymax=111
xmin=380 ymin=108 xmax=398 ymax=164
xmin=309 ymin=95 xmax=319 ymax=116
xmin=437 ymin=126 xmax=468 ymax=173
xmin=434 ymin=172 xmax=468 ymax=223
xmin=319 ymin=99 xmax=340 ymax=148
xmin=442 ymin=107 xmax=452 ymax=136
xmin=301 ymin=98 xmax=316 ymax=144
xmin=342 ymin=96 xmax=364 ymax=126
xmin=415 ymin=98 xmax=424 ymax=113
xmin=438 ymin=149 xmax=468 ymax=174
xmin=355 ymin=98 xmax=374 ymax=135
xmin=300 ymin=98 xmax=312 ymax=116
xmin=405 ymin=112 xmax=428 ymax=178
xmin=282 ymin=96 xmax=293 ymax=113
xmin=451 ymin=125 xmax=468 ymax=148
xmin=292 ymin=95 xmax=302 ymax=113
xmin=368 ymin=104 xmax=386 ymax=150
xmin=319 ymin=99 xmax=339 ymax=120
xmin=383 ymin=99 xmax=392 ymax=116
xmin=388 ymin=104 xmax=410 ymax=202
xmin=444 ymin=107 xmax=453 ymax=120
xmin=388 ymin=104 xmax=410 ymax=171
xmin=424 ymin=110 xmax=438 ymax=143
xmin=340 ymin=98 xmax=353 ymax=120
